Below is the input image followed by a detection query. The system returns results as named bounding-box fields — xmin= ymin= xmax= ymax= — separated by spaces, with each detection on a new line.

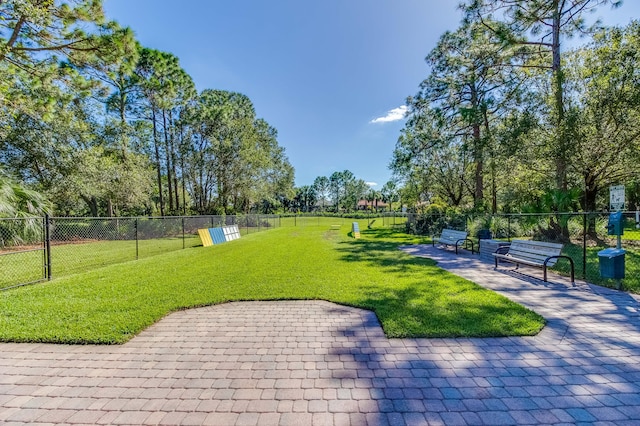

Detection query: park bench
xmin=432 ymin=229 xmax=475 ymax=254
xmin=492 ymin=239 xmax=575 ymax=284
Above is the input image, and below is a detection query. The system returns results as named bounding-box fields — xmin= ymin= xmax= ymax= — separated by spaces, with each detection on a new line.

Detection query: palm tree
xmin=0 ymin=172 xmax=50 ymax=218
xmin=0 ymin=171 xmax=50 ymax=246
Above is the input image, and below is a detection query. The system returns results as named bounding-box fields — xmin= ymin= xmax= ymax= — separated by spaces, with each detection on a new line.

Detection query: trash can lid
xmin=598 ymin=248 xmax=626 ymax=257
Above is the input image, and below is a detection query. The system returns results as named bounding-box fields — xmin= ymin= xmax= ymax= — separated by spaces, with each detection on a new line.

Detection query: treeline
xmin=290 ymin=171 xmax=400 ymax=213
xmin=391 ymin=0 xmax=640 ymax=216
xmin=0 ymin=0 xmax=295 ymax=217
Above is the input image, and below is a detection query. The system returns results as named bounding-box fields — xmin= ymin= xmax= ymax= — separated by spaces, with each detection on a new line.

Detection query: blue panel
xmin=210 ymin=227 xmax=225 ymax=244
xmin=209 ymin=228 xmax=218 ymax=244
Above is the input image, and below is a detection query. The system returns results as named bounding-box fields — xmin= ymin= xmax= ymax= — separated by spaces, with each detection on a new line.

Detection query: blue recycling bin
xmin=598 ymin=248 xmax=625 ymax=279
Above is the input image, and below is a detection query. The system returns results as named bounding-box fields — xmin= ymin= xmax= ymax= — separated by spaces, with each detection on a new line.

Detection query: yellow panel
xmin=198 ymin=228 xmax=214 ymax=247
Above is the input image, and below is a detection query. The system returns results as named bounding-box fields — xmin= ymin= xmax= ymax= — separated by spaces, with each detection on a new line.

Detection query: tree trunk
xmin=473 ymin=122 xmax=484 ymax=207
xmin=118 ymin=78 xmax=128 ymax=158
xmin=80 ymin=195 xmax=99 ymax=217
xmin=584 ymin=173 xmax=599 ymax=237
xmin=491 ymin=168 xmax=497 ymax=214
xmin=552 ymin=0 xmax=568 ymax=192
xmin=107 ymin=199 xmax=114 ymax=217
xmin=162 ymin=110 xmax=174 ymax=212
xmin=181 ymin=156 xmax=187 ymax=215
xmin=152 ymin=108 xmax=165 ymax=216
xmin=470 ymin=82 xmax=484 ymax=207
xmin=170 ymin=111 xmax=180 ymax=211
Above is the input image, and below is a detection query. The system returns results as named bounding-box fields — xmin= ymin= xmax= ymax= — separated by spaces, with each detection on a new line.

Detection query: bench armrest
xmin=494 ymin=246 xmax=510 ymax=255
xmin=543 ymin=255 xmax=575 ymax=284
xmin=456 ymin=238 xmax=475 ymax=254
xmin=493 ymin=246 xmax=510 ymax=267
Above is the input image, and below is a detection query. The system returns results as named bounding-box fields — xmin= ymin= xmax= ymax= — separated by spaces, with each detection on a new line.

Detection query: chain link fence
xmin=281 ymin=212 xmax=408 ymax=228
xmin=407 ymin=211 xmax=640 ymax=291
xmin=0 ymin=217 xmax=47 ymax=288
xmin=3 ymin=211 xmax=638 ymax=292
xmin=1 ymin=214 xmax=280 ymax=290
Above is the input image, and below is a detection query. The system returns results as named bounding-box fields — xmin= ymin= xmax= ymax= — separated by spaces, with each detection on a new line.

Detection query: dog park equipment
xmin=351 ymin=222 xmax=360 ymax=239
xmin=198 ymin=225 xmax=241 ymax=247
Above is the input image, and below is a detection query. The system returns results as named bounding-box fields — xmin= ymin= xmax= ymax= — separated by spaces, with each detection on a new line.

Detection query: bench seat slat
xmin=504 ymin=250 xmax=558 ymax=266
xmin=509 ymin=241 xmax=562 ymax=252
xmin=494 ymin=253 xmax=557 ymax=267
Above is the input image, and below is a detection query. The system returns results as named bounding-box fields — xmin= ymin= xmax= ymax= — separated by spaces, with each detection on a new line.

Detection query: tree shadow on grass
xmin=336 ymin=229 xmax=437 ymax=272
xmin=355 ymin=282 xmax=543 ymax=339
xmin=334 ymin=229 xmax=544 ymax=338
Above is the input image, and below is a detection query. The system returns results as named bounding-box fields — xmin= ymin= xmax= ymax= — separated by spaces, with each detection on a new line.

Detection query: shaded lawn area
xmin=0 ymin=225 xmax=544 ymax=344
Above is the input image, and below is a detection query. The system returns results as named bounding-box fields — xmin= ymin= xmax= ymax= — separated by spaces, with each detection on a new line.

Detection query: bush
xmin=406 ymin=212 xmax=467 ymax=236
xmin=0 ymin=217 xmax=43 ymax=248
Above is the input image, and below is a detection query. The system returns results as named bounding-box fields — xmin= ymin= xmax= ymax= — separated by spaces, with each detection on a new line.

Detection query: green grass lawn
xmin=0 ymin=224 xmax=544 ymax=344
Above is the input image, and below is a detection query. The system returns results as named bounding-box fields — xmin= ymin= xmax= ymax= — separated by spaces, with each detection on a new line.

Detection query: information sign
xmin=610 ymin=185 xmax=625 ymax=211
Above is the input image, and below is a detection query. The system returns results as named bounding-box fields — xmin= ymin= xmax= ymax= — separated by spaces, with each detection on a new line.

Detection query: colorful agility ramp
xmin=198 ymin=224 xmax=241 ymax=247
xmin=351 ymin=222 xmax=361 ymax=239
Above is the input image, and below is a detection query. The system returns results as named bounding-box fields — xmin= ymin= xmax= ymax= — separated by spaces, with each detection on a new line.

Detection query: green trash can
xmin=598 ymin=248 xmax=625 ymax=279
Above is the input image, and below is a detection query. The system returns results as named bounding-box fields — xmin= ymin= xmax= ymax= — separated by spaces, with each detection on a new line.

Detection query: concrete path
xmin=1 ymin=245 xmax=640 ymax=425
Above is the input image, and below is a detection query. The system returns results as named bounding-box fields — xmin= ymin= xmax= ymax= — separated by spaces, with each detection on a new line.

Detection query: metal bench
xmin=493 ymin=239 xmax=575 ymax=283
xmin=432 ymin=229 xmax=475 ymax=254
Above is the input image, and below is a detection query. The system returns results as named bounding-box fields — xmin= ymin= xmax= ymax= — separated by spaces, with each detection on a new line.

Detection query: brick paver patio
xmin=1 ymin=244 xmax=639 ymax=425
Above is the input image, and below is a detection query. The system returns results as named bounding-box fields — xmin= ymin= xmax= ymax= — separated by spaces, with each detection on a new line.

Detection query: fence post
xmin=583 ymin=213 xmax=587 ymax=280
xmin=182 ymin=217 xmax=185 ymax=250
xmin=508 ymin=215 xmax=511 ymax=241
xmin=45 ymin=214 xmax=52 ymax=281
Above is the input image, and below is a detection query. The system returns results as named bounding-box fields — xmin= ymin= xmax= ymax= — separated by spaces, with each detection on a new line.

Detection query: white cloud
xmin=370 ymin=105 xmax=408 ymax=124
xmin=366 ymin=181 xmax=378 ymax=187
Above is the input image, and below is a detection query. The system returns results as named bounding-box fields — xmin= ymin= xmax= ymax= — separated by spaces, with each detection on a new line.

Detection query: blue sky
xmin=103 ymin=0 xmax=639 ymax=189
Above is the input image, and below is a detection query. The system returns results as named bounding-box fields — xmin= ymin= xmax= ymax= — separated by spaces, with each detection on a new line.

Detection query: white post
xmin=636 ymin=209 xmax=639 ymax=229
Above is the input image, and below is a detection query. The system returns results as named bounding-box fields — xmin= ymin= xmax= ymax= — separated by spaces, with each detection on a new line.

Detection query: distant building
xmin=357 ymin=199 xmax=388 ymax=212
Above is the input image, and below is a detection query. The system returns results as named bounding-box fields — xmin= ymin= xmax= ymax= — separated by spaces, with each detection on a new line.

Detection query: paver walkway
xmin=1 ymin=245 xmax=640 ymax=425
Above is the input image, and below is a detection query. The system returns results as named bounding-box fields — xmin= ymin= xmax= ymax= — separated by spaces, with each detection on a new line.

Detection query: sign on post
xmin=610 ymin=185 xmax=625 ymax=211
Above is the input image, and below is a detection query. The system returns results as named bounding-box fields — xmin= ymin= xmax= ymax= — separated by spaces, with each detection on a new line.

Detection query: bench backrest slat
xmin=440 ymin=229 xmax=467 ymax=240
xmin=507 ymin=240 xmax=563 ymax=266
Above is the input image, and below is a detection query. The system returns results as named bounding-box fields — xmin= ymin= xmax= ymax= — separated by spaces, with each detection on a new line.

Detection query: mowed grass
xmin=0 ymin=224 xmax=544 ymax=344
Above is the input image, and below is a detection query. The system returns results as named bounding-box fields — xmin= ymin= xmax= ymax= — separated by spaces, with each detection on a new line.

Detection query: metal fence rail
xmin=0 ymin=214 xmax=280 ymax=290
